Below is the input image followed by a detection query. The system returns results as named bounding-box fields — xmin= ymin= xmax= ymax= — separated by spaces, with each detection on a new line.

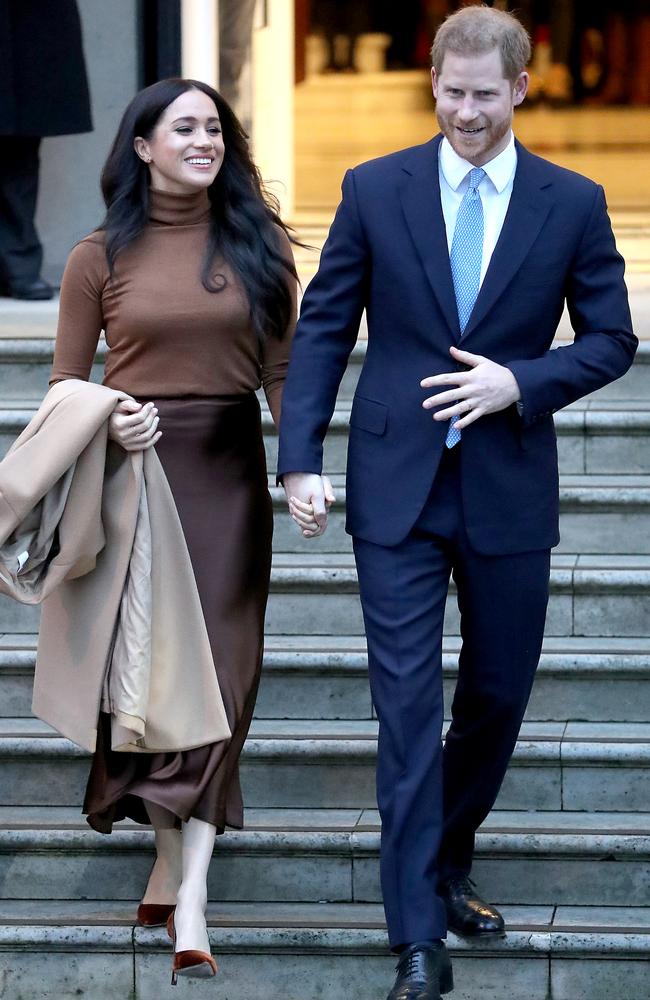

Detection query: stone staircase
xmin=0 ymin=332 xmax=649 ymax=999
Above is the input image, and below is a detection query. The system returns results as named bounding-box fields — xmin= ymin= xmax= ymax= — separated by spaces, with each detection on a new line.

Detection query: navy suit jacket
xmin=277 ymin=135 xmax=637 ymax=554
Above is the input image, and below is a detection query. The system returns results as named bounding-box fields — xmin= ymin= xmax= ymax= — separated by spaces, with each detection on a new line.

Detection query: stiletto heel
xmin=168 ymin=911 xmax=217 ymax=985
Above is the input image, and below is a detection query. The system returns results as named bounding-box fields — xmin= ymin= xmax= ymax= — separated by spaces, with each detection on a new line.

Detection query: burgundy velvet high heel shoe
xmin=167 ymin=911 xmax=218 ymax=985
xmin=136 ymin=902 xmax=176 ymax=927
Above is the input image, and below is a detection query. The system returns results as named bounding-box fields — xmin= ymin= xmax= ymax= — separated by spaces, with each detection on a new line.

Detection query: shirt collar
xmin=439 ymin=132 xmax=517 ymax=193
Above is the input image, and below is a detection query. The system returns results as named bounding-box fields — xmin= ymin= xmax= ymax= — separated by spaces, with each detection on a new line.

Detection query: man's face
xmin=432 ymin=48 xmax=528 ymax=166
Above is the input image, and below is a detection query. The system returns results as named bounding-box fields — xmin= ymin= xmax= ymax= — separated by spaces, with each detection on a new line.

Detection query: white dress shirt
xmin=438 ymin=133 xmax=517 ymax=287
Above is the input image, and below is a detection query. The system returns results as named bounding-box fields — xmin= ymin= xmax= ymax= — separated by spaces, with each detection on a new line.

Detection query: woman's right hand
xmin=108 ymin=399 xmax=162 ymax=451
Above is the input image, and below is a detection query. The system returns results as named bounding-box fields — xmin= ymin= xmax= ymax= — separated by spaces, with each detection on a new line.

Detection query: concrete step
xmin=270 ymin=475 xmax=650 ymax=554
xmin=3 ymin=552 xmax=650 ymax=636
xmin=0 ymin=332 xmax=648 ymax=404
xmin=3 ymin=396 xmax=650 ymax=475
xmin=0 ymin=806 xmax=647 ymax=909
xmin=0 ymin=899 xmax=648 ymax=1000
xmin=4 ymin=634 xmax=650 ymax=724
xmin=269 ymin=553 xmax=650 ymax=639
xmin=1 ymin=719 xmax=648 ymax=813
xmin=262 ymin=400 xmax=650 ymax=476
xmin=0 ymin=338 xmax=105 ymax=402
xmin=0 ymin=337 xmax=361 ymax=405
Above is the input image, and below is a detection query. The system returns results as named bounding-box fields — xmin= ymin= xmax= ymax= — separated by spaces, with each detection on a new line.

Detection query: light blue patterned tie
xmin=445 ymin=166 xmax=486 ymax=448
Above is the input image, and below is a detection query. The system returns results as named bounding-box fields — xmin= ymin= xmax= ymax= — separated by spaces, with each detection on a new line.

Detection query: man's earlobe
xmin=513 ymin=72 xmax=529 ymax=106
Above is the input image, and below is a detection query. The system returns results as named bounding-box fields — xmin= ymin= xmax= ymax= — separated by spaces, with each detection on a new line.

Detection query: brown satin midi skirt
xmin=83 ymin=393 xmax=273 ymax=834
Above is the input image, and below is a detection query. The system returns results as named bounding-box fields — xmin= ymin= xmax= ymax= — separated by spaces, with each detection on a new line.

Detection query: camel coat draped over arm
xmin=0 ymin=379 xmax=230 ymax=754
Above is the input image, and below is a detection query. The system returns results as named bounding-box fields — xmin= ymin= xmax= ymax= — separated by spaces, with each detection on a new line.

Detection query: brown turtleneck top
xmin=51 ymin=188 xmax=297 ymax=424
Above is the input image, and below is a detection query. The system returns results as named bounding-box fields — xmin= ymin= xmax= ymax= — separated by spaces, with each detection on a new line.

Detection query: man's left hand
xmin=421 ymin=345 xmax=521 ymax=430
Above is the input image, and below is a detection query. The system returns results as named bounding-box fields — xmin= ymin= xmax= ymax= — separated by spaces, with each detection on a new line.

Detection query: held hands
xmin=283 ymin=473 xmax=336 ymax=538
xmin=421 ymin=346 xmax=521 ymax=430
xmin=108 ymin=399 xmax=162 ymax=452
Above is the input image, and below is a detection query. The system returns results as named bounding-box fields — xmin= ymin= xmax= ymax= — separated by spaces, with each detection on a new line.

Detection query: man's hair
xmin=431 ymin=5 xmax=531 ymax=83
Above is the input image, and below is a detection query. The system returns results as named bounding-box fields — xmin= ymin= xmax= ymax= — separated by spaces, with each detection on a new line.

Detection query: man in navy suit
xmin=278 ymin=7 xmax=636 ymax=998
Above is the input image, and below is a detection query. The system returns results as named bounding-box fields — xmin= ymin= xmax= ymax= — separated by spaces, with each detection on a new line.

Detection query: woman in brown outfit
xmin=50 ymin=78 xmax=298 ymax=982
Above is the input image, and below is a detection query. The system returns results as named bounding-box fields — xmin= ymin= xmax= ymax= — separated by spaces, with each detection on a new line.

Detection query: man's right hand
xmin=283 ymin=473 xmax=336 ymax=538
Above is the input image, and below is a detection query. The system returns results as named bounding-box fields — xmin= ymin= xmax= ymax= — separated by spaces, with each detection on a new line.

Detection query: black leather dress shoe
xmin=387 ymin=941 xmax=453 ymax=1000
xmin=6 ymin=277 xmax=54 ymax=300
xmin=440 ymin=874 xmax=505 ymax=938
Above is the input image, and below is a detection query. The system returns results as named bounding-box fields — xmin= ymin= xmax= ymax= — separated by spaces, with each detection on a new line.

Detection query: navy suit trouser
xmin=353 ymin=445 xmax=551 ymax=950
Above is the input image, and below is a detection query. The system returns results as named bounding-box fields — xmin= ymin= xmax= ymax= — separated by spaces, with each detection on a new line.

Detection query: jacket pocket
xmin=519 ymin=414 xmax=556 ymax=451
xmin=349 ymin=395 xmax=388 ymax=436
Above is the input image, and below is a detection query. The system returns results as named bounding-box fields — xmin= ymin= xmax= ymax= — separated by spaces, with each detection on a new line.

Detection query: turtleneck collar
xmin=148 ymin=187 xmax=211 ymax=226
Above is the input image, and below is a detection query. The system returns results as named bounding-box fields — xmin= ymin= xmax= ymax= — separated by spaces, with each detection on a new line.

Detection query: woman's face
xmin=135 ymin=89 xmax=225 ymax=195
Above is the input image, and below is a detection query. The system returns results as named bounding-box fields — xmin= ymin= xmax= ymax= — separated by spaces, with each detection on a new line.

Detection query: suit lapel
xmin=398 ymin=138 xmax=555 ymax=343
xmin=399 ymin=135 xmax=461 ymax=340
xmin=461 ymin=142 xmax=554 ymax=341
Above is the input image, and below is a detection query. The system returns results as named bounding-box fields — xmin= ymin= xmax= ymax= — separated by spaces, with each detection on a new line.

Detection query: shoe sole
xmin=174 ymin=962 xmax=216 ymax=979
xmin=449 ymin=927 xmax=507 ymax=940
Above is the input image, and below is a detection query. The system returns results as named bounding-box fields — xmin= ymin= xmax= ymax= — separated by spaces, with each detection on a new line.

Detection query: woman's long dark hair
xmin=99 ymin=78 xmax=299 ymax=342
